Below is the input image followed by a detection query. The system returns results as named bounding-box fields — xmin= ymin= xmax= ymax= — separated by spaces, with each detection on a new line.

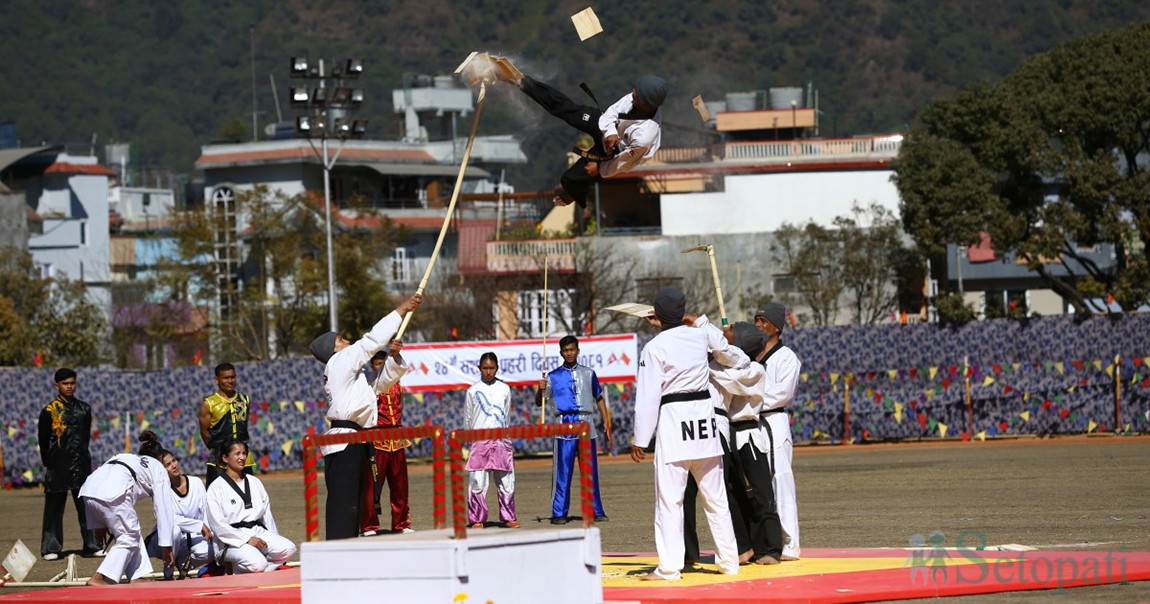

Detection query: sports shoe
xmin=42 ymin=552 xmax=59 ymax=561
xmin=594 ymin=515 xmax=609 ymax=522
xmin=505 ymin=520 xmax=521 ymax=528
xmin=398 ymin=528 xmax=415 ymax=534
xmin=550 ymin=516 xmax=569 ymax=525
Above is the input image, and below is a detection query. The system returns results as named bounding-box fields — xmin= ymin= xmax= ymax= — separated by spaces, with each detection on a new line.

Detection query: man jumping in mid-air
xmin=492 ymin=58 xmax=666 ymax=208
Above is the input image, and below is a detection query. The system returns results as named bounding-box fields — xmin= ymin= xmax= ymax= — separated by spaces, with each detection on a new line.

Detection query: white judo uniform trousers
xmin=761 ymin=343 xmax=802 ymax=559
xmin=634 ymin=320 xmax=750 ymax=579
xmin=79 ymin=454 xmax=176 ymax=583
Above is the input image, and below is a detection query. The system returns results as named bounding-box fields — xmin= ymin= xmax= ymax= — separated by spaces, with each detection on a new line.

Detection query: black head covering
xmin=653 ymin=286 xmax=686 ymax=329
xmin=635 ymin=75 xmax=668 ymax=108
xmin=309 ymin=331 xmax=338 ymax=364
xmin=731 ymin=322 xmax=768 ymax=358
xmin=754 ymin=302 xmax=787 ymax=331
xmin=54 ymin=368 xmax=76 ymax=383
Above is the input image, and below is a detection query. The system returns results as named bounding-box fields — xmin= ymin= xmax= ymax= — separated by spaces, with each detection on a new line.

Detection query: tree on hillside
xmin=0 ymin=247 xmax=107 ymax=366
xmin=162 ymin=186 xmax=405 ymax=361
xmin=893 ymin=21 xmax=1150 ymax=314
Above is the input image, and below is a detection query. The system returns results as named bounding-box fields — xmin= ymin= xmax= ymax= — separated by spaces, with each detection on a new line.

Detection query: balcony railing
xmin=486 ymin=239 xmax=577 ymax=274
xmin=652 ymin=134 xmax=904 ymax=166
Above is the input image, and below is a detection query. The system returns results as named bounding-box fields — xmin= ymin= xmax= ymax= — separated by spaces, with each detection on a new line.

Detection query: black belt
xmin=660 ymin=390 xmax=709 ymax=405
xmin=762 ymin=408 xmax=788 ymax=417
xmin=714 ymin=408 xmax=728 ymax=418
xmin=575 ymin=146 xmax=613 ymax=162
xmin=230 ymin=520 xmax=266 ymax=530
xmin=108 ymin=460 xmax=141 ymax=487
xmin=730 ymin=419 xmax=759 ymax=431
xmin=331 ymin=420 xmax=363 ymax=430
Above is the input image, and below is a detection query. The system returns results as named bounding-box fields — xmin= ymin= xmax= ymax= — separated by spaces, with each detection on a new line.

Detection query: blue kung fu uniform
xmin=542 ymin=364 xmax=607 ymax=519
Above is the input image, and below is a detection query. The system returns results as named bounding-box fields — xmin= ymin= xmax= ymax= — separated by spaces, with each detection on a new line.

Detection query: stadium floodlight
xmin=351 ymin=119 xmax=368 ymax=138
xmin=331 ymin=87 xmax=352 ymax=106
xmin=290 ymin=56 xmax=309 ymax=78
xmin=311 ymin=87 xmax=328 ymax=106
xmin=290 ymin=86 xmax=310 ymax=108
xmin=295 ymin=115 xmax=312 ymax=134
xmin=349 ymin=88 xmax=365 ymax=108
xmin=345 ymin=58 xmax=363 ymax=78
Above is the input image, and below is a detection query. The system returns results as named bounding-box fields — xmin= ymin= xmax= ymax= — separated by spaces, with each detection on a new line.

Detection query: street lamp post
xmin=289 ymin=56 xmax=368 ymax=332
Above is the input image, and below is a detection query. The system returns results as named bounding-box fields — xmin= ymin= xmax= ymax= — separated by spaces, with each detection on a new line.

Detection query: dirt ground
xmin=2 ymin=435 xmax=1148 ymax=602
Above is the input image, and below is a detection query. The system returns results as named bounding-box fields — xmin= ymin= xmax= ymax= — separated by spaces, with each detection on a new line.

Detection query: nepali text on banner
xmin=398 ymin=334 xmax=639 ymax=392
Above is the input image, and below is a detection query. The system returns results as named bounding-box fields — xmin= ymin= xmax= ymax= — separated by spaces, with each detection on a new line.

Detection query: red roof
xmin=457 ymin=219 xmax=497 ymax=275
xmin=43 ymin=162 xmax=116 ymax=176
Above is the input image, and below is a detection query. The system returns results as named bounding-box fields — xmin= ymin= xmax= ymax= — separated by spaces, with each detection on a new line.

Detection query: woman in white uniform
xmin=80 ymin=431 xmax=177 ymax=585
xmin=206 ymin=438 xmax=296 ymax=573
xmin=145 ymin=449 xmax=213 ymax=578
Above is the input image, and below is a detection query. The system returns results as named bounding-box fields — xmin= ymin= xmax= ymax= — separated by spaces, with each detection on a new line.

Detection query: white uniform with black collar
xmin=79 ymin=453 xmax=176 ymax=583
xmin=145 ymin=475 xmax=212 ymax=572
xmin=597 ymin=93 xmax=662 ymax=178
xmin=206 ymin=473 xmax=296 ymax=573
xmin=634 ymin=316 xmax=748 ymax=579
xmin=761 ymin=343 xmax=802 ymax=559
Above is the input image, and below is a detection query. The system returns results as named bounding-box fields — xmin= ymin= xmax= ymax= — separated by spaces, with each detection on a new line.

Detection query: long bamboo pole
xmin=395 ymin=83 xmax=488 ymax=340
xmin=540 ymin=254 xmax=549 ymax=425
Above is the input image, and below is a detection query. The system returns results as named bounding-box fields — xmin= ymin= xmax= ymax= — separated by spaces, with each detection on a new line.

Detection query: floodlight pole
xmin=322 ymin=135 xmax=338 ymax=332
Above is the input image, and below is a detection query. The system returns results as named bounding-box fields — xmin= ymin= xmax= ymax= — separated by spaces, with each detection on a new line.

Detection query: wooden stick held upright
xmin=681 ymin=244 xmax=728 ymax=326
xmin=540 ymin=254 xmax=549 ymax=425
xmin=395 ymin=83 xmax=488 ymax=339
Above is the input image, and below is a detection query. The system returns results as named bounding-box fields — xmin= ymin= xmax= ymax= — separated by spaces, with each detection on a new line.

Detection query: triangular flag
xmin=1106 ymin=364 xmax=1114 ymax=378
xmin=413 ymin=392 xmax=425 ymax=403
xmin=267 ymin=421 xmax=275 ymax=435
xmin=23 ymin=470 xmax=33 ymax=482
xmin=929 ymin=367 xmax=938 ymax=380
xmin=976 ymin=430 xmax=987 ymax=442
xmin=894 ymin=402 xmax=904 ymax=423
xmin=188 ymin=437 xmax=196 ymax=454
xmin=801 ymin=373 xmax=809 ymax=382
xmin=1019 ymin=411 xmax=1030 ymax=422
xmin=888 ymin=369 xmax=898 ymax=380
xmin=112 ymin=416 xmax=121 ymax=429
xmin=938 ymin=422 xmax=949 ymax=438
xmin=7 ymin=425 xmax=15 ymax=438
xmin=139 ymin=420 xmax=150 ymax=432
xmin=1054 ymin=362 xmax=1065 ymax=374
xmin=279 ymin=401 xmax=288 ymax=412
xmin=983 ymin=376 xmax=995 ymax=387
xmin=1093 ymin=360 xmax=1103 ymax=371
xmin=1012 ymin=363 xmax=1021 ymax=373
xmin=282 ymin=440 xmax=294 ymax=456
xmin=925 ymin=389 xmax=935 ymax=399
xmin=294 ymin=401 xmax=305 ymax=413
xmin=830 ymin=373 xmax=840 ymax=384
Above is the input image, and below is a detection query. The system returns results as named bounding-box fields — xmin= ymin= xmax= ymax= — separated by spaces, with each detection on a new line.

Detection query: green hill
xmin=2 ymin=0 xmax=1148 ymax=191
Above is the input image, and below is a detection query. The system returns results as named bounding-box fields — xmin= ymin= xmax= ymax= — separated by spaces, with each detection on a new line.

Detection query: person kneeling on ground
xmin=145 ymin=448 xmax=214 ymax=578
xmin=206 ymin=438 xmax=296 ymax=573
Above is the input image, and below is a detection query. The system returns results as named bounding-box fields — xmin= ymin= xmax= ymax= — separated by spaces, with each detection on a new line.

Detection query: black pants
xmin=520 ymin=76 xmax=607 ymax=208
xmin=684 ymin=439 xmax=751 ymax=561
xmin=42 ymin=489 xmax=99 ymax=556
xmin=734 ymin=441 xmax=784 ymax=561
xmin=324 ymin=444 xmax=368 ymax=540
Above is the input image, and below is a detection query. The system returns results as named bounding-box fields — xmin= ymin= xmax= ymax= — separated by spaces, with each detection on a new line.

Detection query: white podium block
xmin=301 ymin=527 xmax=604 ymax=603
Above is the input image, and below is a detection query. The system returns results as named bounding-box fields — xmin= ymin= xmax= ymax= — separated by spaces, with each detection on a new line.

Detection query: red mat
xmin=2 ymin=548 xmax=1147 ymax=603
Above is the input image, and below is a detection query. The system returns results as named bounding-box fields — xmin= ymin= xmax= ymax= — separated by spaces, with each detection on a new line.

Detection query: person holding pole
xmin=753 ymin=302 xmax=802 ymax=560
xmin=535 ymin=336 xmax=613 ymax=524
xmin=308 ymin=293 xmax=422 ymax=540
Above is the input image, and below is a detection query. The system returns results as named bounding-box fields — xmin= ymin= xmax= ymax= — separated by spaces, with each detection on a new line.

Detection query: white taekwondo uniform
xmin=633 ymin=316 xmax=748 ymax=579
xmin=320 ymin=310 xmax=404 ymax=539
xmin=145 ymin=474 xmax=211 ymax=573
xmin=80 ymin=453 xmax=176 ymax=583
xmin=206 ymin=473 xmax=296 ymax=573
xmin=597 ymin=93 xmax=662 ymax=178
xmin=760 ymin=342 xmax=802 ymax=559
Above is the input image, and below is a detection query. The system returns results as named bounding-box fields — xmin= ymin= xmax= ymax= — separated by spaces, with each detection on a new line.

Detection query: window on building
xmin=80 ymin=220 xmax=88 ymax=246
xmin=391 ymin=247 xmax=413 ymax=284
xmin=984 ymin=289 xmax=1028 ymax=318
xmin=517 ymin=289 xmax=574 ymax=338
xmin=773 ymin=275 xmax=797 ymax=294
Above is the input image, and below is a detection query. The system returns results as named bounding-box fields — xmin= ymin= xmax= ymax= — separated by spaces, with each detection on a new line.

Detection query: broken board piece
xmin=571 ymin=7 xmax=603 ymax=41
xmin=692 ymin=95 xmax=711 ymax=122
xmin=604 ymin=303 xmax=654 ymax=318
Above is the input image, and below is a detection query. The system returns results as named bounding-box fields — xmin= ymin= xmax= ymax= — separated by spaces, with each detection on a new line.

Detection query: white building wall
xmin=660 ymin=169 xmax=899 ymax=235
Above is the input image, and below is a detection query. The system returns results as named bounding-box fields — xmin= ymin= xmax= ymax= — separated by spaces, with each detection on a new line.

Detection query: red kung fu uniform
xmin=360 ymin=382 xmax=412 ymax=533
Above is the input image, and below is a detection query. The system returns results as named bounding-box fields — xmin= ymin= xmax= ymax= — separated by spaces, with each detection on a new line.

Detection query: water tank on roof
xmin=725 ymin=92 xmax=756 ymax=112
xmin=434 ymin=75 xmax=454 ymax=89
xmin=769 ymin=87 xmax=804 ymax=110
xmin=705 ymin=100 xmax=727 ymax=116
